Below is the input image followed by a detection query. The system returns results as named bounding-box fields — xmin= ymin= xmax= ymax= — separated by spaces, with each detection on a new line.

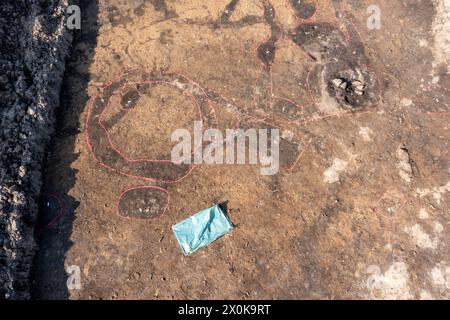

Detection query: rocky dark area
xmin=0 ymin=0 xmax=72 ymax=299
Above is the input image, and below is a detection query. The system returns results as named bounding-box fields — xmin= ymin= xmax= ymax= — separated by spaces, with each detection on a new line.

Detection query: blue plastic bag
xmin=172 ymin=204 xmax=235 ymax=255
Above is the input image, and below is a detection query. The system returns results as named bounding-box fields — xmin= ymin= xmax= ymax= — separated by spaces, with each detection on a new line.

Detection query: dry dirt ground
xmin=33 ymin=0 xmax=449 ymax=299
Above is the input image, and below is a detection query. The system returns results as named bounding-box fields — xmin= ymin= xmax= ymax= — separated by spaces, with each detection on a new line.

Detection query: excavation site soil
xmin=33 ymin=0 xmax=449 ymax=299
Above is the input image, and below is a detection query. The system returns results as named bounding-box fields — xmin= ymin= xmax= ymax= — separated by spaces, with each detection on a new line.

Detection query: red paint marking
xmin=37 ymin=193 xmax=65 ymax=236
xmin=286 ymin=138 xmax=312 ymax=172
xmin=371 ymin=186 xmax=407 ymax=217
xmin=84 ymin=0 xmax=382 ymax=219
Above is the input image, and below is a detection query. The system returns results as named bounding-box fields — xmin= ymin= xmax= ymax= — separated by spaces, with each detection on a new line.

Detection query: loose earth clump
xmin=326 ymin=64 xmax=380 ymax=109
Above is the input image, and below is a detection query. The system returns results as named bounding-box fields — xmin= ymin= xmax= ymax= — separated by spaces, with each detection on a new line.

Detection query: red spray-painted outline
xmin=37 ymin=193 xmax=65 ymax=236
xmin=84 ymin=0 xmax=385 ymax=219
xmin=98 ymin=80 xmax=205 ymax=163
xmin=371 ymin=186 xmax=407 ymax=217
xmin=85 ymin=74 xmax=219 ymax=186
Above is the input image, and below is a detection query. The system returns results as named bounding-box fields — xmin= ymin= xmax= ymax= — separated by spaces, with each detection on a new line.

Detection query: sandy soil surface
xmin=33 ymin=0 xmax=449 ymax=299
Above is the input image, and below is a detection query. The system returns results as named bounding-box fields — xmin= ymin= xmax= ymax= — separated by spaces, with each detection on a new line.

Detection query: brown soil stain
xmin=34 ymin=0 xmax=449 ymax=300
